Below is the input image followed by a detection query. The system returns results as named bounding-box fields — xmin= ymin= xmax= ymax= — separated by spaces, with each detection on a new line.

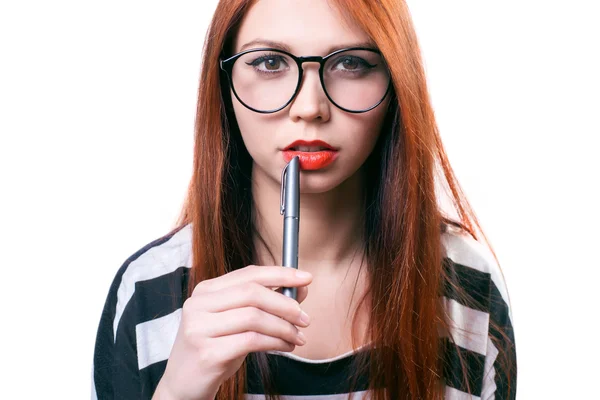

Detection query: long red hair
xmin=171 ymin=0 xmax=514 ymax=398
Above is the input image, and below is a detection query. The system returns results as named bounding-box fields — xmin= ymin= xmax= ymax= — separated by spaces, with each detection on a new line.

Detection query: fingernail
xmin=297 ymin=331 xmax=306 ymax=344
xmin=300 ymin=310 xmax=311 ymax=325
xmin=296 ymin=270 xmax=311 ymax=279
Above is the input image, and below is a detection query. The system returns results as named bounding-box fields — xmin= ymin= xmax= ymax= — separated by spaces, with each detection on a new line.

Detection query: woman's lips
xmin=282 ymin=150 xmax=338 ymax=170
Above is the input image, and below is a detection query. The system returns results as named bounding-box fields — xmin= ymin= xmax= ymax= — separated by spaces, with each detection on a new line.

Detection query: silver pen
xmin=280 ymin=156 xmax=300 ymax=300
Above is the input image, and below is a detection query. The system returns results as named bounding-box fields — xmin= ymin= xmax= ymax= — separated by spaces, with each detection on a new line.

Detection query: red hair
xmin=172 ymin=0 xmax=515 ymax=398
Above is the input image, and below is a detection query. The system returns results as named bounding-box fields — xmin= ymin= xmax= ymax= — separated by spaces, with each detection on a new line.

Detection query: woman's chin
xmin=296 ymin=172 xmax=350 ymax=194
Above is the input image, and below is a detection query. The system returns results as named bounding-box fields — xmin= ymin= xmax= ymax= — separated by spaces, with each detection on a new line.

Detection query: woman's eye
xmin=263 ymin=58 xmax=281 ymax=70
xmin=249 ymin=55 xmax=288 ymax=72
xmin=340 ymin=57 xmax=359 ymax=70
xmin=333 ymin=56 xmax=374 ymax=72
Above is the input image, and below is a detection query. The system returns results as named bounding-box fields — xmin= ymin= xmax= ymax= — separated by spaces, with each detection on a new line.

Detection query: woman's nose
xmin=288 ymin=65 xmax=330 ymax=122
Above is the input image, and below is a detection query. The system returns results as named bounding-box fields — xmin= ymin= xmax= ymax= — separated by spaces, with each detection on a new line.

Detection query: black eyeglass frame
xmin=219 ymin=47 xmax=392 ymax=114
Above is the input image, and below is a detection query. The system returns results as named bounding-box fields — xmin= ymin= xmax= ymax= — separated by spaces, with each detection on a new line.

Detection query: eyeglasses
xmin=219 ymin=47 xmax=392 ymax=114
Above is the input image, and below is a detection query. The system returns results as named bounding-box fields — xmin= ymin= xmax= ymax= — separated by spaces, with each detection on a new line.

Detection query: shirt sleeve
xmin=441 ymin=226 xmax=518 ymax=400
xmin=480 ymin=271 xmax=517 ymax=400
xmin=92 ymin=262 xmax=142 ymax=399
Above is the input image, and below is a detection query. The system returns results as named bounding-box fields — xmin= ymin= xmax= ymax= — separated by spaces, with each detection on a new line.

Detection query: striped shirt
xmin=92 ymin=223 xmax=516 ymax=399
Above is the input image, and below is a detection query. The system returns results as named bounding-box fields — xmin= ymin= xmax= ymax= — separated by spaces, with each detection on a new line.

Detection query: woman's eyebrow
xmin=239 ymin=39 xmax=377 ymax=54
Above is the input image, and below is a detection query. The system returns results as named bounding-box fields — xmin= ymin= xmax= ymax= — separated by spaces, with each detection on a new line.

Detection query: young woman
xmin=92 ymin=0 xmax=517 ymax=399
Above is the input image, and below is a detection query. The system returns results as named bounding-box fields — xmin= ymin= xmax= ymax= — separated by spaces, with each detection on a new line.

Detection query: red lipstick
xmin=282 ymin=140 xmax=338 ymax=170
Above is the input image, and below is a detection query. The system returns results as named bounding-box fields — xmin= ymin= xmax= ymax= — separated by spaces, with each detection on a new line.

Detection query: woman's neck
xmin=251 ymin=163 xmax=366 ymax=277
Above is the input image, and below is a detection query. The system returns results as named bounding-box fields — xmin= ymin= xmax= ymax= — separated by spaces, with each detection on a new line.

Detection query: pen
xmin=280 ymin=156 xmax=300 ymax=300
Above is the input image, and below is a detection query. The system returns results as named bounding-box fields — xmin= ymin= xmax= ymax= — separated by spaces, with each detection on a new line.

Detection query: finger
xmin=274 ymin=285 xmax=309 ymax=304
xmin=188 ymin=282 xmax=310 ymax=327
xmin=192 ymin=265 xmax=312 ymax=296
xmin=213 ymin=331 xmax=296 ymax=362
xmin=201 ymin=307 xmax=306 ymax=346
xmin=297 ymin=285 xmax=309 ymax=304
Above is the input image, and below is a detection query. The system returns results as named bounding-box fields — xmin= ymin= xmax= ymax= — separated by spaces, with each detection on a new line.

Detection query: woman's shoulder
xmin=441 ymin=221 xmax=499 ymax=274
xmin=116 ymin=223 xmax=193 ymax=284
xmin=112 ymin=223 xmax=193 ymax=293
xmin=93 ymin=224 xmax=194 ymax=396
xmin=440 ymin=221 xmax=511 ymax=307
xmin=439 ymin=221 xmax=517 ymax=399
xmin=439 ymin=220 xmax=514 ymax=334
xmin=106 ymin=223 xmax=193 ymax=336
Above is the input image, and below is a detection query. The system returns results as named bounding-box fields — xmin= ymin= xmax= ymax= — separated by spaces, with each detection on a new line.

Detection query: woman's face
xmin=230 ymin=0 xmax=390 ymax=193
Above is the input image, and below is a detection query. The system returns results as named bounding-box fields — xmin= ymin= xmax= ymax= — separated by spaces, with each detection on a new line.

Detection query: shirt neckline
xmin=265 ymin=342 xmax=374 ymax=364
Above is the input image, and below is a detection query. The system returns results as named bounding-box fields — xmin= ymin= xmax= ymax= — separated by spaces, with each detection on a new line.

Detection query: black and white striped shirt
xmin=92 ymin=223 xmax=516 ymax=399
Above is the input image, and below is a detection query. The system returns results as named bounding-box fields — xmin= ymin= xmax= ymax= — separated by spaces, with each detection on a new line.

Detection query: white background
xmin=1 ymin=1 xmax=598 ymax=398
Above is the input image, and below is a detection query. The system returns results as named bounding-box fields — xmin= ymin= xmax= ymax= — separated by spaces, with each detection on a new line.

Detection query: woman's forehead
xmin=233 ymin=0 xmax=371 ymax=55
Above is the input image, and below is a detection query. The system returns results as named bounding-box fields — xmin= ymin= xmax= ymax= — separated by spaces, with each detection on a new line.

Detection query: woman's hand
xmin=152 ymin=265 xmax=313 ymax=400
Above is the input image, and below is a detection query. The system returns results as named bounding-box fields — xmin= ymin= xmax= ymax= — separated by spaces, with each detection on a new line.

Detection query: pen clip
xmin=280 ymin=163 xmax=289 ymax=215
